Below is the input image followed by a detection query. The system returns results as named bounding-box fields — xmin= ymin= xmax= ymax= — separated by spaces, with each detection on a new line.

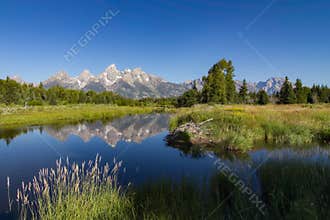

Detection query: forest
xmin=0 ymin=77 xmax=176 ymax=107
xmin=177 ymin=59 xmax=330 ymax=107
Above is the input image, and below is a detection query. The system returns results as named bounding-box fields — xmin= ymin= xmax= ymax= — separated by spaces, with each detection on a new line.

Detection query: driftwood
xmin=166 ymin=118 xmax=214 ymax=146
xmin=198 ymin=118 xmax=213 ymax=126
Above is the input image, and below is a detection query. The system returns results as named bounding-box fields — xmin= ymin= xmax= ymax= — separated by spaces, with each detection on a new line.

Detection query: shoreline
xmin=0 ymin=105 xmax=163 ymax=129
xmin=167 ymin=104 xmax=330 ymax=151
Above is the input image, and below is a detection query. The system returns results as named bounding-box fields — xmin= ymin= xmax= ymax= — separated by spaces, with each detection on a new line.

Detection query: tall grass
xmin=169 ymin=104 xmax=330 ymax=151
xmin=11 ymin=156 xmax=134 ymax=220
xmin=259 ymin=160 xmax=330 ymax=219
xmin=131 ymin=177 xmax=264 ymax=220
xmin=8 ymin=156 xmax=330 ymax=219
xmin=131 ymin=160 xmax=330 ymax=220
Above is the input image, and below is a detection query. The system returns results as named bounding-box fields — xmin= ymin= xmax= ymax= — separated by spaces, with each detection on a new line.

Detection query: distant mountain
xmin=255 ymin=77 xmax=286 ymax=94
xmin=184 ymin=77 xmax=285 ymax=95
xmin=182 ymin=79 xmax=204 ymax=91
xmin=6 ymin=64 xmax=285 ymax=98
xmin=43 ymin=64 xmax=187 ymax=99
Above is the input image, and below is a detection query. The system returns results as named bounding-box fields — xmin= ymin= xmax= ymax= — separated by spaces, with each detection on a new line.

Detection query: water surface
xmin=0 ymin=113 xmax=329 ymax=214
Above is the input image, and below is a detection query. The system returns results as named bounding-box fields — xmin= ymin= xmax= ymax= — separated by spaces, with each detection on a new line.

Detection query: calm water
xmin=0 ymin=113 xmax=329 ymax=213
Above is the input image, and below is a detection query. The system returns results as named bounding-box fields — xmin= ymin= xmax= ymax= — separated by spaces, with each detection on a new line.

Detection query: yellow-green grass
xmin=0 ymin=104 xmax=162 ymax=128
xmin=13 ymin=156 xmax=135 ymax=220
xmin=169 ymin=104 xmax=330 ymax=151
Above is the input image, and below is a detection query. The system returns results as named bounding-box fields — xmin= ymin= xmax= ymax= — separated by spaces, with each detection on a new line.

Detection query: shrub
xmin=27 ymin=100 xmax=44 ymax=106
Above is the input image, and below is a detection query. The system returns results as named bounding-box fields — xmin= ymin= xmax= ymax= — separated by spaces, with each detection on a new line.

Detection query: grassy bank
xmin=0 ymin=105 xmax=162 ymax=128
xmin=169 ymin=104 xmax=330 ymax=151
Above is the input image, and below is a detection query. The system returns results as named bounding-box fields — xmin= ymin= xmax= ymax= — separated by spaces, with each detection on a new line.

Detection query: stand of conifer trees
xmin=176 ymin=59 xmax=330 ymax=107
xmin=0 ymin=77 xmax=176 ymax=107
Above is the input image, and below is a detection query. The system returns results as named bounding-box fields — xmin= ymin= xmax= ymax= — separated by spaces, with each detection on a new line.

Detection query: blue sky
xmin=0 ymin=0 xmax=329 ymax=85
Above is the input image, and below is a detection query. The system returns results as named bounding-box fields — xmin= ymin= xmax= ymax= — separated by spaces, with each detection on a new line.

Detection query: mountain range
xmin=184 ymin=77 xmax=286 ymax=95
xmin=10 ymin=64 xmax=286 ymax=98
xmin=43 ymin=64 xmax=187 ymax=99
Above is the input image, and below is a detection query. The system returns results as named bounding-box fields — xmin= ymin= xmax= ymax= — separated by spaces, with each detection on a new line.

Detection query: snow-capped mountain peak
xmin=53 ymin=71 xmax=70 ymax=79
xmin=76 ymin=70 xmax=94 ymax=88
xmin=42 ymin=64 xmax=287 ymax=98
xmin=105 ymin=64 xmax=120 ymax=75
xmin=256 ymin=77 xmax=285 ymax=94
xmin=78 ymin=69 xmax=92 ymax=80
xmin=184 ymin=77 xmax=286 ymax=94
xmin=43 ymin=64 xmax=187 ymax=98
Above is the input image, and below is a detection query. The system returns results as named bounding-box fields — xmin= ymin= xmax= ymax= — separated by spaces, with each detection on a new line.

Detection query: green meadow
xmin=0 ymin=105 xmax=161 ymax=128
xmin=169 ymin=104 xmax=330 ymax=151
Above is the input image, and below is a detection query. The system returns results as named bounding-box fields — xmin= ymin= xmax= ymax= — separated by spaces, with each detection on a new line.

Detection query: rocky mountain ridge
xmin=184 ymin=77 xmax=286 ymax=95
xmin=43 ymin=64 xmax=187 ymax=98
xmin=8 ymin=64 xmax=286 ymax=98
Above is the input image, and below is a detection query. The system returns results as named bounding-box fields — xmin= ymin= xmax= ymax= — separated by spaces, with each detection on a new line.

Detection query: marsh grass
xmin=7 ymin=156 xmax=330 ymax=219
xmin=170 ymin=104 xmax=330 ymax=151
xmin=0 ymin=105 xmax=159 ymax=128
xmin=131 ymin=172 xmax=264 ymax=219
xmin=259 ymin=160 xmax=330 ymax=219
xmin=132 ymin=179 xmax=208 ymax=220
xmin=10 ymin=155 xmax=134 ymax=220
xmin=131 ymin=161 xmax=330 ymax=220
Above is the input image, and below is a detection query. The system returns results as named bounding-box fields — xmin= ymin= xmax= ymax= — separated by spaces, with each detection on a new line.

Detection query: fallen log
xmin=198 ymin=118 xmax=213 ymax=126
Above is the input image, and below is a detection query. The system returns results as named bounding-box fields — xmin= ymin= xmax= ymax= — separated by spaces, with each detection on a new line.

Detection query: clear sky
xmin=0 ymin=0 xmax=329 ymax=85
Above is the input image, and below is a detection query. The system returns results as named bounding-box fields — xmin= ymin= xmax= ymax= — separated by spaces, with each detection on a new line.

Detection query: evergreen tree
xmin=201 ymin=75 xmax=211 ymax=103
xmin=225 ymin=60 xmax=236 ymax=103
xmin=319 ymin=85 xmax=330 ymax=103
xmin=48 ymin=93 xmax=58 ymax=105
xmin=308 ymin=85 xmax=330 ymax=103
xmin=239 ymin=79 xmax=248 ymax=104
xmin=4 ymin=77 xmax=21 ymax=105
xmin=177 ymin=87 xmax=200 ymax=107
xmin=248 ymin=92 xmax=257 ymax=104
xmin=0 ymin=80 xmax=4 ymax=103
xmin=86 ymin=90 xmax=97 ymax=103
xmin=309 ymin=85 xmax=321 ymax=103
xmin=201 ymin=59 xmax=228 ymax=104
xmin=279 ymin=76 xmax=296 ymax=104
xmin=294 ymin=79 xmax=307 ymax=103
xmin=78 ymin=90 xmax=87 ymax=103
xmin=257 ymin=90 xmax=269 ymax=105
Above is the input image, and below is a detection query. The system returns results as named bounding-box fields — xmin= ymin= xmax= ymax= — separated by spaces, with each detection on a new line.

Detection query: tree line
xmin=0 ymin=77 xmax=176 ymax=107
xmin=177 ymin=59 xmax=330 ymax=107
xmin=1 ymin=59 xmax=329 ymax=108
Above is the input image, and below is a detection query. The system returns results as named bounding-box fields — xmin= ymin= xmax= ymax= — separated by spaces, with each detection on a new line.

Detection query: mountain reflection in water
xmin=1 ymin=114 xmax=170 ymax=147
